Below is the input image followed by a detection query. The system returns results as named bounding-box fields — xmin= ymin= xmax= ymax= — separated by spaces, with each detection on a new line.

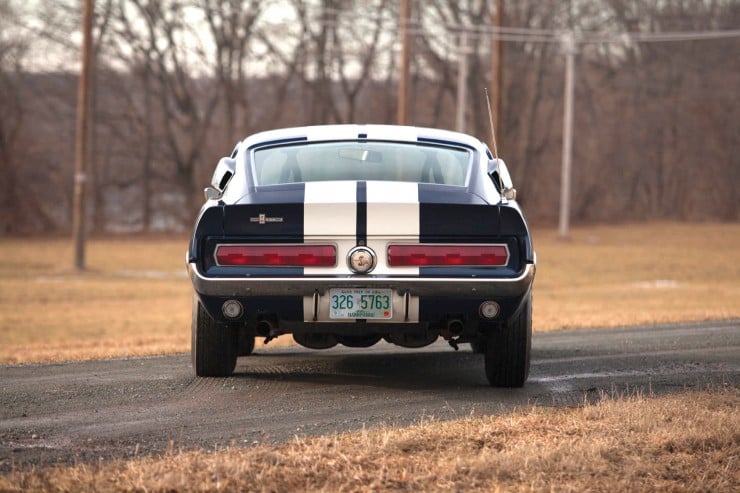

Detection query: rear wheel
xmin=191 ymin=295 xmax=238 ymax=377
xmin=237 ymin=328 xmax=255 ymax=356
xmin=470 ymin=337 xmax=487 ymax=354
xmin=484 ymin=292 xmax=532 ymax=387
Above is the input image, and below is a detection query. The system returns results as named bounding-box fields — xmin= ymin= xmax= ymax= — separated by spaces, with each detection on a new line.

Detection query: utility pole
xmin=558 ymin=32 xmax=576 ymax=239
xmin=397 ymin=0 xmax=411 ymax=125
xmin=490 ymin=0 xmax=504 ymax=142
xmin=456 ymin=31 xmax=469 ymax=132
xmin=72 ymin=0 xmax=94 ymax=269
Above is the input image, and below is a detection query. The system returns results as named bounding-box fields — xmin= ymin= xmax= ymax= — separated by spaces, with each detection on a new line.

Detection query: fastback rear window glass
xmin=253 ymin=142 xmax=471 ymax=186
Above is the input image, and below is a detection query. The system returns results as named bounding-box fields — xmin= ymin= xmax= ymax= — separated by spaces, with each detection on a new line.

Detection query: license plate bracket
xmin=328 ymin=288 xmax=393 ymax=319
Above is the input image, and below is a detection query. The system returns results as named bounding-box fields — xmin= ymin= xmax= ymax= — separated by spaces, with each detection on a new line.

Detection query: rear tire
xmin=191 ymin=295 xmax=238 ymax=377
xmin=484 ymin=292 xmax=532 ymax=387
xmin=237 ymin=328 xmax=255 ymax=356
xmin=470 ymin=338 xmax=487 ymax=354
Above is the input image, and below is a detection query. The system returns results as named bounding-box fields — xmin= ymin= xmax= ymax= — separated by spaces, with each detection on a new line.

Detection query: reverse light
xmin=215 ymin=244 xmax=336 ymax=267
xmin=479 ymin=301 xmax=501 ymax=319
xmin=222 ymin=299 xmax=243 ymax=319
xmin=387 ymin=244 xmax=509 ymax=267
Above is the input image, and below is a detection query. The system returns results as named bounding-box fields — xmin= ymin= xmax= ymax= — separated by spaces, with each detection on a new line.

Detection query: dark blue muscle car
xmin=188 ymin=124 xmax=535 ymax=386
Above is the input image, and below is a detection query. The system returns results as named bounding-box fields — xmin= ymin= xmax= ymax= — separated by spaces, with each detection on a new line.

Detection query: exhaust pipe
xmin=256 ymin=319 xmax=274 ymax=337
xmin=446 ymin=319 xmax=465 ymax=335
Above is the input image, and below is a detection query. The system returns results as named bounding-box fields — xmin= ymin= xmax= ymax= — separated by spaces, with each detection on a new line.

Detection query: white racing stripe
xmin=304 ymin=181 xmax=356 ymax=275
xmin=366 ymin=181 xmax=419 ymax=276
xmin=366 ymin=181 xmax=420 ymax=321
xmin=303 ymin=181 xmax=356 ymax=321
xmin=303 ymin=181 xmax=357 ymax=236
xmin=303 ymin=180 xmax=421 ymax=323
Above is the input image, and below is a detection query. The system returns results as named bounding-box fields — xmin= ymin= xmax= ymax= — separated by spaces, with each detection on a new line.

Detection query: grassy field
xmin=0 ymin=222 xmax=739 ymax=490
xmin=1 ymin=389 xmax=737 ymax=492
xmin=1 ymin=222 xmax=738 ymax=364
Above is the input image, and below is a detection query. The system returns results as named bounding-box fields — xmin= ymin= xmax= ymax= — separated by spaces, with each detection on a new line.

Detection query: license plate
xmin=329 ymin=289 xmax=393 ymax=319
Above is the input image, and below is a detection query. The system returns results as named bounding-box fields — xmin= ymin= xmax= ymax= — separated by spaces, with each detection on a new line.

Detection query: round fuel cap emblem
xmin=348 ymin=246 xmax=376 ymax=274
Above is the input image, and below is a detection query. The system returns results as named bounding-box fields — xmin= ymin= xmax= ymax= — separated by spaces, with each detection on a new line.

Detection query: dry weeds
xmin=0 ymin=237 xmax=291 ymax=364
xmin=532 ymin=222 xmax=740 ymax=330
xmin=1 ymin=389 xmax=737 ymax=492
xmin=1 ymin=222 xmax=739 ymax=363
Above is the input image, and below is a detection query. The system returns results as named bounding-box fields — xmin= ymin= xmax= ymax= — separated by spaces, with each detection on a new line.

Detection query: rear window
xmin=252 ymin=141 xmax=471 ymax=186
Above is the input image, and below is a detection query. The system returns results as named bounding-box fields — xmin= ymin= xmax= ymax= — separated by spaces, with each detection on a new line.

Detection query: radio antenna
xmin=484 ymin=87 xmax=499 ymax=160
xmin=484 ymin=88 xmax=506 ymax=202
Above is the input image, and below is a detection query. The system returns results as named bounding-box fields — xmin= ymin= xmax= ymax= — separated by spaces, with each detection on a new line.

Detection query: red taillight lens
xmin=215 ymin=244 xmax=336 ymax=267
xmin=387 ymin=244 xmax=509 ymax=267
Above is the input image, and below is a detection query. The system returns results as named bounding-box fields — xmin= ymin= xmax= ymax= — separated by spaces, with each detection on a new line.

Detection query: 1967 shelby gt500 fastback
xmin=188 ymin=124 xmax=535 ymax=387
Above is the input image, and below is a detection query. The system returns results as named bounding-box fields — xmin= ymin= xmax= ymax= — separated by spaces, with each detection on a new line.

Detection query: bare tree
xmin=201 ymin=0 xmax=266 ymax=148
xmin=118 ymin=0 xmax=221 ymax=221
xmin=2 ymin=0 xmax=738 ymax=233
xmin=0 ymin=3 xmax=27 ymax=234
xmin=0 ymin=2 xmax=65 ymax=233
xmin=332 ymin=0 xmax=394 ymax=122
xmin=290 ymin=0 xmax=343 ymax=124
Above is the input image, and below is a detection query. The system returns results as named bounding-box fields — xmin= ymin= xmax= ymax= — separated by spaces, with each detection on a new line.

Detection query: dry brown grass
xmin=533 ymin=222 xmax=740 ymax=330
xmin=0 ymin=222 xmax=738 ymax=363
xmin=0 ymin=237 xmax=292 ymax=364
xmin=1 ymin=389 xmax=737 ymax=492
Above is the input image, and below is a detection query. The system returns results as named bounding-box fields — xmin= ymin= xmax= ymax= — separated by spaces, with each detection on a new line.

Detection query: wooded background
xmin=1 ymin=0 xmax=738 ymax=234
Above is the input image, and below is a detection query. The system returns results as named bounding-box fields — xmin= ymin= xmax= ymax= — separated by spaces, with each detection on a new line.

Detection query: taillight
xmin=215 ymin=244 xmax=336 ymax=267
xmin=387 ymin=244 xmax=509 ymax=267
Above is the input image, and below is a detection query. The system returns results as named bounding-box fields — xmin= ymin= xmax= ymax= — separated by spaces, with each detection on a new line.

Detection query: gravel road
xmin=1 ymin=320 xmax=738 ymax=471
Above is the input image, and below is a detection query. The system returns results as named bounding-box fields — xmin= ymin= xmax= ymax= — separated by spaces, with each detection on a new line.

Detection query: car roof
xmin=239 ymin=124 xmax=486 ymax=152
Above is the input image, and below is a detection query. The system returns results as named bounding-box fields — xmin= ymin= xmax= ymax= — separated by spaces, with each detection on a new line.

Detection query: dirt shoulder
xmin=0 ymin=321 xmax=737 ymax=478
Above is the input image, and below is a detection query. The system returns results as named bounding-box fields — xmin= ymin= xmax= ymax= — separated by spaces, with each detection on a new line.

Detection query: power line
xmin=581 ymin=29 xmax=740 ymax=44
xmin=313 ymin=3 xmax=740 ymax=43
xmin=436 ymin=25 xmax=740 ymax=44
xmin=253 ymin=6 xmax=740 ymax=46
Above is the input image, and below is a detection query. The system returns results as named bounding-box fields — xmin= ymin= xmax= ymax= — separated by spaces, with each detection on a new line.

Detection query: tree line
xmin=1 ymin=0 xmax=738 ymax=234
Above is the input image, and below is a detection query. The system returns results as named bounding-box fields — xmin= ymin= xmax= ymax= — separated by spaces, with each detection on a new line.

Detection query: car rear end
xmin=188 ymin=125 xmax=535 ymax=385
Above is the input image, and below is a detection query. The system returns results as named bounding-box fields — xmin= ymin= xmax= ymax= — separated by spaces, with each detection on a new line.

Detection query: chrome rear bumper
xmin=188 ymin=262 xmax=535 ymax=298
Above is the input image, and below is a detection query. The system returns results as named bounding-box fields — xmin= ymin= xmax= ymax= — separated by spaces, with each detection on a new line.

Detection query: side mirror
xmin=488 ymin=158 xmax=517 ymax=201
xmin=203 ymin=186 xmax=222 ymax=201
xmin=203 ymin=157 xmax=236 ymax=201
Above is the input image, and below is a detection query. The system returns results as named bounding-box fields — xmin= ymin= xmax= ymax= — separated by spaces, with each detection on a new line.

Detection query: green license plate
xmin=329 ymin=289 xmax=393 ymax=319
